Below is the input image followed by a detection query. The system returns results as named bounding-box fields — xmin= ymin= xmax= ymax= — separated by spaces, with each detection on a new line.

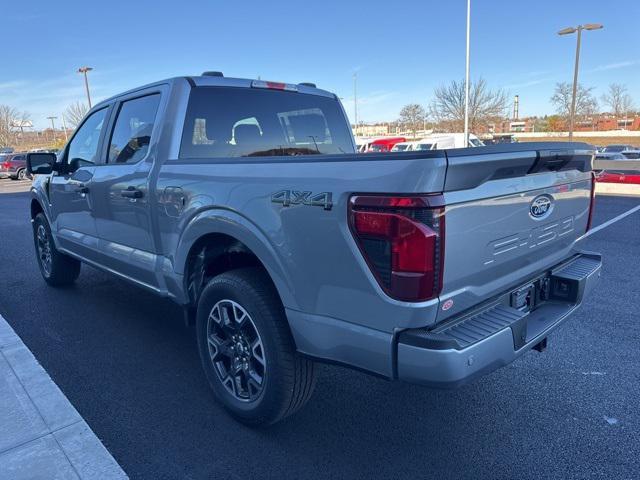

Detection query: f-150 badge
xmin=271 ymin=190 xmax=333 ymax=211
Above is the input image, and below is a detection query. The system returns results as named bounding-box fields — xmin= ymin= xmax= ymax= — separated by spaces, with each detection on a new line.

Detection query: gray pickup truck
xmin=27 ymin=73 xmax=601 ymax=425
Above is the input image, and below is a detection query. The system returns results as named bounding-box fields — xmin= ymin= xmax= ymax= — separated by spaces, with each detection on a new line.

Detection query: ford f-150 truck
xmin=27 ymin=73 xmax=601 ymax=425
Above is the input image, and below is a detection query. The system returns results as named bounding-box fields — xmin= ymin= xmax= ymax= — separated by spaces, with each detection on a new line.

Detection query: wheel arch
xmin=30 ymin=198 xmax=45 ymax=220
xmin=175 ymin=210 xmax=297 ymax=313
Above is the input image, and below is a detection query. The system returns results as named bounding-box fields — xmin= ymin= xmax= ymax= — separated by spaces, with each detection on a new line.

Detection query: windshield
xmin=180 ymin=87 xmax=355 ymax=158
xmin=414 ymin=143 xmax=433 ymax=151
xmin=469 ymin=138 xmax=485 ymax=147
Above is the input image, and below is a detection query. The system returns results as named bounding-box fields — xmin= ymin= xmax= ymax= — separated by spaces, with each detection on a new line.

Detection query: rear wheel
xmin=196 ymin=268 xmax=316 ymax=425
xmin=33 ymin=213 xmax=81 ymax=286
xmin=17 ymin=169 xmax=26 ymax=180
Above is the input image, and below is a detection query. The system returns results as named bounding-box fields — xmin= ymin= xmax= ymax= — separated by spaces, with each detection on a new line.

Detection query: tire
xmin=196 ymin=267 xmax=316 ymax=426
xmin=17 ymin=169 xmax=26 ymax=181
xmin=33 ymin=213 xmax=81 ymax=287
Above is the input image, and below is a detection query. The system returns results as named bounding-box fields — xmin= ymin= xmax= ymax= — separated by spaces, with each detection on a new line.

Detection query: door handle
xmin=73 ymin=183 xmax=89 ymax=194
xmin=121 ymin=186 xmax=143 ymax=199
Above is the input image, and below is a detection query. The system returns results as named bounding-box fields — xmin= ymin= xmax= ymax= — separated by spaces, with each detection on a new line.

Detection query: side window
xmin=67 ymin=108 xmax=108 ymax=167
xmin=108 ymin=94 xmax=160 ymax=164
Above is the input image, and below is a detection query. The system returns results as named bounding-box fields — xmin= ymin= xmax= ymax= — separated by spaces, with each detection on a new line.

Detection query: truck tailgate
xmin=437 ymin=143 xmax=594 ymax=322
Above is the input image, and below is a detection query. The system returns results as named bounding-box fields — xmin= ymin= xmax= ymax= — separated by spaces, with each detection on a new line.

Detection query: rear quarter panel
xmin=157 ymin=153 xmax=447 ymax=333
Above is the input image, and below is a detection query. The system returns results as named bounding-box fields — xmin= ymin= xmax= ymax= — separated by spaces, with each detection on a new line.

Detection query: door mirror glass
xmin=26 ymin=153 xmax=56 ymax=175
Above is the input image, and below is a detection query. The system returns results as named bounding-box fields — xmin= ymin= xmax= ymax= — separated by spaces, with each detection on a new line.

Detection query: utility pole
xmin=353 ymin=72 xmax=358 ymax=137
xmin=463 ymin=0 xmax=471 ymax=147
xmin=47 ymin=116 xmax=57 ymax=141
xmin=78 ymin=66 xmax=93 ymax=108
xmin=558 ymin=24 xmax=603 ymax=140
xmin=61 ymin=115 xmax=69 ymax=141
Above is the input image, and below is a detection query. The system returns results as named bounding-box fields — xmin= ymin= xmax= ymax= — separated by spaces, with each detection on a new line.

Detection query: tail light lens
xmin=348 ymin=195 xmax=445 ymax=302
xmin=2 ymin=161 xmax=9 ymax=169
xmin=586 ymin=172 xmax=596 ymax=232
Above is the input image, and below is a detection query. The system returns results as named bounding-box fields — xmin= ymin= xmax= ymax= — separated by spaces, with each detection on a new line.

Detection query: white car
xmin=390 ymin=142 xmax=413 ymax=152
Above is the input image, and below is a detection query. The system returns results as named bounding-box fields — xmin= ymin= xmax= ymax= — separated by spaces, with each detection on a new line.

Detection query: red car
xmin=360 ymin=137 xmax=406 ymax=153
xmin=0 ymin=152 xmax=28 ymax=180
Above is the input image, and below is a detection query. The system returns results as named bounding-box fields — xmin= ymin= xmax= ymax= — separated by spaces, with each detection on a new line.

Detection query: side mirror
xmin=68 ymin=157 xmax=92 ymax=172
xmin=27 ymin=152 xmax=57 ymax=175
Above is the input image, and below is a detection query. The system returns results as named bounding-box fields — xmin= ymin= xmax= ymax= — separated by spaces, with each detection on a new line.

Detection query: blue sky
xmin=2 ymin=0 xmax=639 ymax=129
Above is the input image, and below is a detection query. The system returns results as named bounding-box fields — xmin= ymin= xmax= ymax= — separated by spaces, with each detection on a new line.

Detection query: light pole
xmin=558 ymin=24 xmax=603 ymax=140
xmin=463 ymin=0 xmax=471 ymax=147
xmin=77 ymin=66 xmax=93 ymax=108
xmin=353 ymin=72 xmax=358 ymax=137
xmin=46 ymin=116 xmax=57 ymax=130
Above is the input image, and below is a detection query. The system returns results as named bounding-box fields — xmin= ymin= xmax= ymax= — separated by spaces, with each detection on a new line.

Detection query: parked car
xmin=595 ymin=152 xmax=628 ymax=161
xmin=390 ymin=141 xmax=412 ymax=152
xmin=423 ymin=133 xmax=485 ymax=148
xmin=602 ymin=144 xmax=633 ymax=153
xmin=360 ymin=136 xmax=406 ymax=152
xmin=0 ymin=152 xmax=28 ymax=180
xmin=27 ymin=73 xmax=601 ymax=425
xmin=621 ymin=149 xmax=640 ymax=159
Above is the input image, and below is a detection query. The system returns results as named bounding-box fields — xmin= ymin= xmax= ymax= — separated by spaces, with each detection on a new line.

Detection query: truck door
xmin=49 ymin=107 xmax=109 ymax=261
xmin=90 ymin=90 xmax=163 ymax=289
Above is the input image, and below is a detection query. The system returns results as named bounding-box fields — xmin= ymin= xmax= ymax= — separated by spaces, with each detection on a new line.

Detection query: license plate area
xmin=510 ymin=283 xmax=536 ymax=312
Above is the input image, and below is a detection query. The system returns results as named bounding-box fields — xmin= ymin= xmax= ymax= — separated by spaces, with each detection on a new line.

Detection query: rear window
xmin=180 ymin=87 xmax=354 ymax=159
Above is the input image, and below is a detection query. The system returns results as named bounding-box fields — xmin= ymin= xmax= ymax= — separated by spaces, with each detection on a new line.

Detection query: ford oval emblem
xmin=530 ymin=194 xmax=553 ymax=219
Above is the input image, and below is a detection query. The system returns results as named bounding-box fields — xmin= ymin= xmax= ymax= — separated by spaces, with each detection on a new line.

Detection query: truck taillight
xmin=586 ymin=172 xmax=596 ymax=232
xmin=348 ymin=195 xmax=445 ymax=302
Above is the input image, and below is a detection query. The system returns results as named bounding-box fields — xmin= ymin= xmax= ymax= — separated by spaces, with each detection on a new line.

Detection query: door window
xmin=108 ymin=94 xmax=161 ymax=164
xmin=67 ymin=108 xmax=108 ymax=167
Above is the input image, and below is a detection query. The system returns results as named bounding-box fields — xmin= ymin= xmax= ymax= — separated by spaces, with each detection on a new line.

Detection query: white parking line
xmin=584 ymin=204 xmax=640 ymax=237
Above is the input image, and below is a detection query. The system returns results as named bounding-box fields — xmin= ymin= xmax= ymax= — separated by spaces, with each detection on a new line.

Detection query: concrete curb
xmin=0 ymin=315 xmax=127 ymax=479
xmin=596 ymin=183 xmax=640 ymax=197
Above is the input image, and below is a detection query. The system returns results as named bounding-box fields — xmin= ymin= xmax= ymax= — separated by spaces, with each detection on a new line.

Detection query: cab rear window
xmin=180 ymin=87 xmax=354 ymax=158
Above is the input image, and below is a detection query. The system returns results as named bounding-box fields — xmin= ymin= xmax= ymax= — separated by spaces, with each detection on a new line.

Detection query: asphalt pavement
xmin=0 ymin=181 xmax=638 ymax=480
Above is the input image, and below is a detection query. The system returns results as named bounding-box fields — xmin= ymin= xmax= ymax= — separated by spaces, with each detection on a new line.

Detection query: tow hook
xmin=533 ymin=338 xmax=548 ymax=353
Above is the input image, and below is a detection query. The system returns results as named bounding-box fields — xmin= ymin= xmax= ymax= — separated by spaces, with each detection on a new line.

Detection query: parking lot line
xmin=584 ymin=204 xmax=640 ymax=237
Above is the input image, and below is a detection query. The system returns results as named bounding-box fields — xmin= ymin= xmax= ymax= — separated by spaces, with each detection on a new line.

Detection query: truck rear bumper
xmin=396 ymin=252 xmax=602 ymax=387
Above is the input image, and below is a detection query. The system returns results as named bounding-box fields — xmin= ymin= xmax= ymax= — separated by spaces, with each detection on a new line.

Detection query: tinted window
xmin=108 ymin=94 xmax=160 ymax=164
xmin=180 ymin=87 xmax=354 ymax=158
xmin=67 ymin=108 xmax=108 ymax=166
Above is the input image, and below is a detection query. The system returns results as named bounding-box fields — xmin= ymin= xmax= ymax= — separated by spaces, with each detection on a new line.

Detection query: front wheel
xmin=33 ymin=213 xmax=81 ymax=286
xmin=196 ymin=268 xmax=316 ymax=426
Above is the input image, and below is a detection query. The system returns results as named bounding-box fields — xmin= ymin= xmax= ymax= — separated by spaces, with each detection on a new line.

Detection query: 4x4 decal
xmin=271 ymin=190 xmax=333 ymax=211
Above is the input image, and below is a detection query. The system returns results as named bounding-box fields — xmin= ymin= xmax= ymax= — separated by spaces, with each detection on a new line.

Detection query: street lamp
xmin=463 ymin=0 xmax=471 ymax=147
xmin=558 ymin=23 xmax=603 ymax=140
xmin=353 ymin=72 xmax=358 ymax=137
xmin=77 ymin=66 xmax=93 ymax=108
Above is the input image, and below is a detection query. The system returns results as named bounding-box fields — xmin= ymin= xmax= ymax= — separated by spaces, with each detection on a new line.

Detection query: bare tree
xmin=601 ymin=83 xmax=634 ymax=116
xmin=429 ymin=78 xmax=509 ymax=132
xmin=0 ymin=105 xmax=30 ymax=147
xmin=550 ymin=82 xmax=598 ymax=119
xmin=398 ymin=104 xmax=426 ymax=137
xmin=64 ymin=101 xmax=89 ymax=129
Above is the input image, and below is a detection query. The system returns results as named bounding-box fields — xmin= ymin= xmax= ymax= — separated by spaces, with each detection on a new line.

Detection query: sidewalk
xmin=0 ymin=315 xmax=127 ymax=479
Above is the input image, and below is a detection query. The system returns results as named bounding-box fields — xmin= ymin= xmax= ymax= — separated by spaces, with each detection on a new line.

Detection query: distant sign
xmin=10 ymin=120 xmax=33 ymax=129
